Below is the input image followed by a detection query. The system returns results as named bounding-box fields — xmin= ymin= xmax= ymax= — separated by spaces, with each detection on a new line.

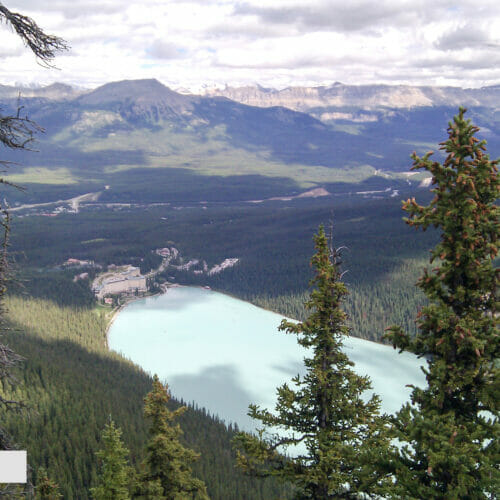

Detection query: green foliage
xmin=91 ymin=420 xmax=132 ymax=500
xmin=2 ymin=296 xmax=289 ymax=499
xmin=10 ymin=269 xmax=96 ymax=308
xmin=35 ymin=467 xmax=62 ymax=499
xmin=234 ymin=226 xmax=392 ymax=499
xmin=385 ymin=108 xmax=499 ymax=497
xmin=11 ymin=194 xmax=436 ymax=343
xmin=139 ymin=252 xmax=163 ymax=275
xmin=137 ymin=375 xmax=209 ymax=499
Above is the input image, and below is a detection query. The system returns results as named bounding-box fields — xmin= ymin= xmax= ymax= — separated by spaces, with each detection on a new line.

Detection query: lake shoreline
xmin=104 ymin=289 xmax=167 ymax=347
xmin=106 ymin=285 xmax=425 ymax=430
xmin=103 ymin=284 xmax=200 ymax=347
xmin=104 ymin=284 xmax=390 ymax=350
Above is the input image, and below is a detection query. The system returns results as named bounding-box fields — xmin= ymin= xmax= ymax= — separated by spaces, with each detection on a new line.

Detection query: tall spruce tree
xmin=234 ymin=226 xmax=392 ymax=499
xmin=385 ymin=108 xmax=499 ymax=498
xmin=90 ymin=419 xmax=132 ymax=500
xmin=137 ymin=375 xmax=209 ymax=499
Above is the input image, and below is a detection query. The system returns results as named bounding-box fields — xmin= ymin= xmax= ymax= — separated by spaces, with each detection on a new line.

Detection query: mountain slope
xmin=1 ymin=79 xmax=498 ymax=206
xmin=77 ymin=78 xmax=195 ymax=120
xmin=2 ymin=295 xmax=289 ymax=499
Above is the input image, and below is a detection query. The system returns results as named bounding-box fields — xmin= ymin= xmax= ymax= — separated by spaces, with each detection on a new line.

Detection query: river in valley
xmin=108 ymin=286 xmax=425 ymax=431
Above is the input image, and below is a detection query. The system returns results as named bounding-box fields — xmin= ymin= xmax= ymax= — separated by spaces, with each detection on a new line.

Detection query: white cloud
xmin=436 ymin=25 xmax=499 ymax=51
xmin=0 ymin=0 xmax=498 ymax=89
xmin=233 ymin=0 xmax=418 ymax=32
xmin=148 ymin=40 xmax=188 ymax=60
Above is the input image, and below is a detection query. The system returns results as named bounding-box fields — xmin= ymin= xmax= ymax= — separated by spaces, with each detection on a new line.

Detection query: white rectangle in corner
xmin=0 ymin=451 xmax=27 ymax=483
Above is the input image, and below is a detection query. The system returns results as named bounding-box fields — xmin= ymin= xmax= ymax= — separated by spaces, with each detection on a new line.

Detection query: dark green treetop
xmin=90 ymin=419 xmax=132 ymax=500
xmin=234 ymin=225 xmax=392 ymax=499
xmin=35 ymin=467 xmax=62 ymax=499
xmin=385 ymin=108 xmax=499 ymax=498
xmin=137 ymin=375 xmax=209 ymax=499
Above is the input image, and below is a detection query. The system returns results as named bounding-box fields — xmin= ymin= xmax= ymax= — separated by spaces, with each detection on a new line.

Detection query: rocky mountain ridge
xmin=1 ymin=78 xmax=498 ymax=207
xmin=202 ymin=83 xmax=500 ymax=112
xmin=2 ymin=80 xmax=499 ymax=112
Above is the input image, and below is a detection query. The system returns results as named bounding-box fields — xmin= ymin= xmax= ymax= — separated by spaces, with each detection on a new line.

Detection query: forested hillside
xmin=1 ymin=191 xmax=437 ymax=496
xmin=2 ymin=79 xmax=498 ymax=207
xmin=10 ymin=194 xmax=437 ymax=341
xmin=1 ymin=296 xmax=289 ymax=498
xmin=0 ymin=2 xmax=497 ymax=498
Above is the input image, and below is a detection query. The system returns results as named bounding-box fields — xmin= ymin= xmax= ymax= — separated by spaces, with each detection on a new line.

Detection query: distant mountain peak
xmin=76 ymin=78 xmax=195 ymax=122
xmin=80 ymin=78 xmax=178 ymax=101
xmin=44 ymin=82 xmax=74 ymax=91
xmin=79 ymin=78 xmax=189 ymax=105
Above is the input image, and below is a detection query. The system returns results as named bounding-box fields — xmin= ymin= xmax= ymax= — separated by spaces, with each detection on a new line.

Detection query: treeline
xmin=160 ymin=255 xmax=428 ymax=342
xmin=248 ymin=262 xmax=427 ymax=342
xmin=1 ymin=296 xmax=288 ymax=499
xmin=9 ymin=194 xmax=437 ymax=342
xmin=9 ymin=269 xmax=97 ymax=308
xmin=10 ymin=195 xmax=435 ymax=275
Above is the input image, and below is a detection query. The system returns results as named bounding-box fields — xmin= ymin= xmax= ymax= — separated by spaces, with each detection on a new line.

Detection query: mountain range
xmin=203 ymin=82 xmax=500 ymax=114
xmin=3 ymin=80 xmax=500 ymax=110
xmin=1 ymin=79 xmax=498 ymax=205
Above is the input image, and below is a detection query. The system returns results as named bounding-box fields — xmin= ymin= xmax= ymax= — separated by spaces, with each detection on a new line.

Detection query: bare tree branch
xmin=0 ymin=6 xmax=65 ymax=485
xmin=0 ymin=208 xmax=25 ymax=411
xmin=0 ymin=2 xmax=68 ymax=66
xmin=0 ymin=103 xmax=43 ymax=152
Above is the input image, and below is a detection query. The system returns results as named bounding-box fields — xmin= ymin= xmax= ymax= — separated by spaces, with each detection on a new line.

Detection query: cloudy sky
xmin=1 ymin=0 xmax=499 ymax=91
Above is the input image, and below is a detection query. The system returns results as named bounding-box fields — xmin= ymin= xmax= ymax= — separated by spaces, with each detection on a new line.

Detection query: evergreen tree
xmin=137 ymin=375 xmax=209 ymax=499
xmin=385 ymin=108 xmax=499 ymax=497
xmin=234 ymin=226 xmax=392 ymax=499
xmin=35 ymin=467 xmax=62 ymax=499
xmin=91 ymin=419 xmax=132 ymax=500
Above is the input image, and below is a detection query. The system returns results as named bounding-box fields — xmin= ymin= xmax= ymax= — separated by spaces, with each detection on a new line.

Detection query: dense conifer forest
xmin=0 ymin=4 xmax=497 ymax=498
xmin=0 ymin=192 xmax=435 ymax=496
xmin=10 ymin=194 xmax=436 ymax=342
xmin=1 ymin=295 xmax=289 ymax=498
xmin=0 ymin=112 xmax=497 ymax=498
xmin=1 ymin=194 xmax=435 ymax=496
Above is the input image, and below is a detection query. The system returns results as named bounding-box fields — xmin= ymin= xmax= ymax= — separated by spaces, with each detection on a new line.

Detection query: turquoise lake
xmin=108 ymin=286 xmax=425 ymax=431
